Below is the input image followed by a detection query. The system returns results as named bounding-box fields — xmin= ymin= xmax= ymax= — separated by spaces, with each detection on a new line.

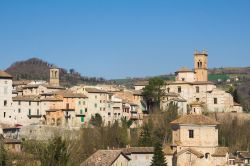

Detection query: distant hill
xmin=5 ymin=58 xmax=108 ymax=86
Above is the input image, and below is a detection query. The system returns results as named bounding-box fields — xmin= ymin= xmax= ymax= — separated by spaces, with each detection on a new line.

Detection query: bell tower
xmin=49 ymin=66 xmax=60 ymax=86
xmin=194 ymin=50 xmax=208 ymax=82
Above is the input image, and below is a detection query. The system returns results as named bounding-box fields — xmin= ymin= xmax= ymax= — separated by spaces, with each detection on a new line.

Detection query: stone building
xmin=0 ymin=70 xmax=14 ymax=125
xmin=160 ymin=50 xmax=242 ymax=114
xmin=165 ymin=114 xmax=229 ymax=166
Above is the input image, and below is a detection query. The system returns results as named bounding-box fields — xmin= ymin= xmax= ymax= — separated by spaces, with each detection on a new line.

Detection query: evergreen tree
xmin=151 ymin=141 xmax=167 ymax=166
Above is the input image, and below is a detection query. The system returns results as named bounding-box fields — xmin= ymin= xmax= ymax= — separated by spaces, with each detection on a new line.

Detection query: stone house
xmin=166 ymin=114 xmax=229 ymax=166
xmin=0 ymin=70 xmax=14 ymax=125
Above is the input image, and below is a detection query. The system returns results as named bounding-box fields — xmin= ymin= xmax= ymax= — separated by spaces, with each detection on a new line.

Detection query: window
xmin=167 ymin=87 xmax=170 ymax=93
xmin=214 ymin=98 xmax=218 ymax=104
xmin=78 ymin=101 xmax=81 ymax=105
xmin=178 ymin=86 xmax=181 ymax=93
xmin=83 ymin=101 xmax=86 ymax=105
xmin=100 ymin=108 xmax=102 ymax=111
xmin=80 ymin=109 xmax=83 ymax=114
xmin=196 ymin=98 xmax=200 ymax=102
xmin=100 ymin=100 xmax=102 ymax=103
xmin=205 ymin=153 xmax=210 ymax=159
xmin=85 ymin=108 xmax=87 ymax=112
xmin=18 ymin=109 xmax=21 ymax=113
xmin=29 ymin=109 xmax=31 ymax=115
xmin=95 ymin=103 xmax=97 ymax=108
xmin=37 ymin=102 xmax=39 ymax=106
xmin=196 ymin=86 xmax=199 ymax=93
xmin=18 ymin=101 xmax=21 ymax=105
xmin=4 ymin=112 xmax=6 ymax=118
xmin=181 ymin=78 xmax=185 ymax=81
xmin=108 ymin=112 xmax=111 ymax=116
xmin=4 ymin=100 xmax=7 ymax=106
xmin=37 ymin=109 xmax=39 ymax=115
xmin=189 ymin=130 xmax=194 ymax=138
xmin=29 ymin=101 xmax=31 ymax=106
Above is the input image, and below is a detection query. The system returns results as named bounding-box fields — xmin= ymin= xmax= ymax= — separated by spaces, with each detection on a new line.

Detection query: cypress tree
xmin=151 ymin=141 xmax=167 ymax=166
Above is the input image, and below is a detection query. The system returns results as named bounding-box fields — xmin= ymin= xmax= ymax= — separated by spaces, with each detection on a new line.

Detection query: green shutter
xmin=81 ymin=116 xmax=84 ymax=122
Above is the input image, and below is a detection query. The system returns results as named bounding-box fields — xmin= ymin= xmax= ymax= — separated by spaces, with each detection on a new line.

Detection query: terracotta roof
xmin=176 ymin=67 xmax=193 ymax=73
xmin=54 ymin=90 xmax=87 ymax=98
xmin=239 ymin=151 xmax=250 ymax=159
xmin=0 ymin=70 xmax=12 ymax=79
xmin=44 ymin=84 xmax=65 ymax=89
xmin=177 ymin=148 xmax=204 ymax=158
xmin=40 ymin=96 xmax=63 ymax=101
xmin=85 ymin=88 xmax=107 ymax=93
xmin=212 ymin=147 xmax=229 ymax=157
xmin=13 ymin=95 xmax=40 ymax=102
xmin=170 ymin=114 xmax=219 ymax=125
xmin=80 ymin=150 xmax=130 ymax=166
xmin=122 ymin=147 xmax=154 ymax=155
xmin=134 ymin=81 xmax=149 ymax=86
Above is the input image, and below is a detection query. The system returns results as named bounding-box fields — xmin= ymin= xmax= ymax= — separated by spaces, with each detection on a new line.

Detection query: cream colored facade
xmin=162 ymin=50 xmax=242 ymax=114
xmin=167 ymin=114 xmax=229 ymax=166
xmin=0 ymin=71 xmax=14 ymax=125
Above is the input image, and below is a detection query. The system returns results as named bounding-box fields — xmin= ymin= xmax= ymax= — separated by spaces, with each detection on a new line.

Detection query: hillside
xmin=5 ymin=58 xmax=108 ymax=86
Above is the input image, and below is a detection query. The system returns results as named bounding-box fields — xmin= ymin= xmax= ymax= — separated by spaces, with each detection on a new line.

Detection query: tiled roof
xmin=176 ymin=67 xmax=193 ymax=73
xmin=80 ymin=150 xmax=130 ymax=166
xmin=177 ymin=148 xmax=204 ymax=158
xmin=0 ymin=70 xmax=12 ymax=79
xmin=85 ymin=88 xmax=107 ymax=93
xmin=239 ymin=151 xmax=250 ymax=159
xmin=55 ymin=90 xmax=87 ymax=98
xmin=122 ymin=147 xmax=154 ymax=155
xmin=40 ymin=96 xmax=63 ymax=101
xmin=13 ymin=95 xmax=40 ymax=102
xmin=170 ymin=114 xmax=219 ymax=125
xmin=134 ymin=81 xmax=149 ymax=86
xmin=212 ymin=147 xmax=229 ymax=157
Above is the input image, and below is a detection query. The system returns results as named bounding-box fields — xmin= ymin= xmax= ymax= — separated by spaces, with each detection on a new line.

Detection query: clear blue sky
xmin=0 ymin=0 xmax=250 ymax=79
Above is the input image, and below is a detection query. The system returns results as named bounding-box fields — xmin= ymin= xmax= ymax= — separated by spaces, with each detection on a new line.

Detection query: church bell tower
xmin=49 ymin=66 xmax=60 ymax=86
xmin=194 ymin=50 xmax=208 ymax=82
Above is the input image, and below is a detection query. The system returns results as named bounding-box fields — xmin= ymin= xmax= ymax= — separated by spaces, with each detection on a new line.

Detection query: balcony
xmin=62 ymin=105 xmax=75 ymax=112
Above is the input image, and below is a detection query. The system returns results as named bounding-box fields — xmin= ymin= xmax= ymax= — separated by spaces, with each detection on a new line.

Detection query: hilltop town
xmin=1 ymin=51 xmax=250 ymax=166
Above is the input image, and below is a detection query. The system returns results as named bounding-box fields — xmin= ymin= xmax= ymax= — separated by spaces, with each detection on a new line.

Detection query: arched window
xmin=205 ymin=153 xmax=210 ymax=159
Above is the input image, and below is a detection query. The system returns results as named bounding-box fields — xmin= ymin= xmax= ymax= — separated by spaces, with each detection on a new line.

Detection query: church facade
xmin=161 ymin=50 xmax=242 ymax=114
